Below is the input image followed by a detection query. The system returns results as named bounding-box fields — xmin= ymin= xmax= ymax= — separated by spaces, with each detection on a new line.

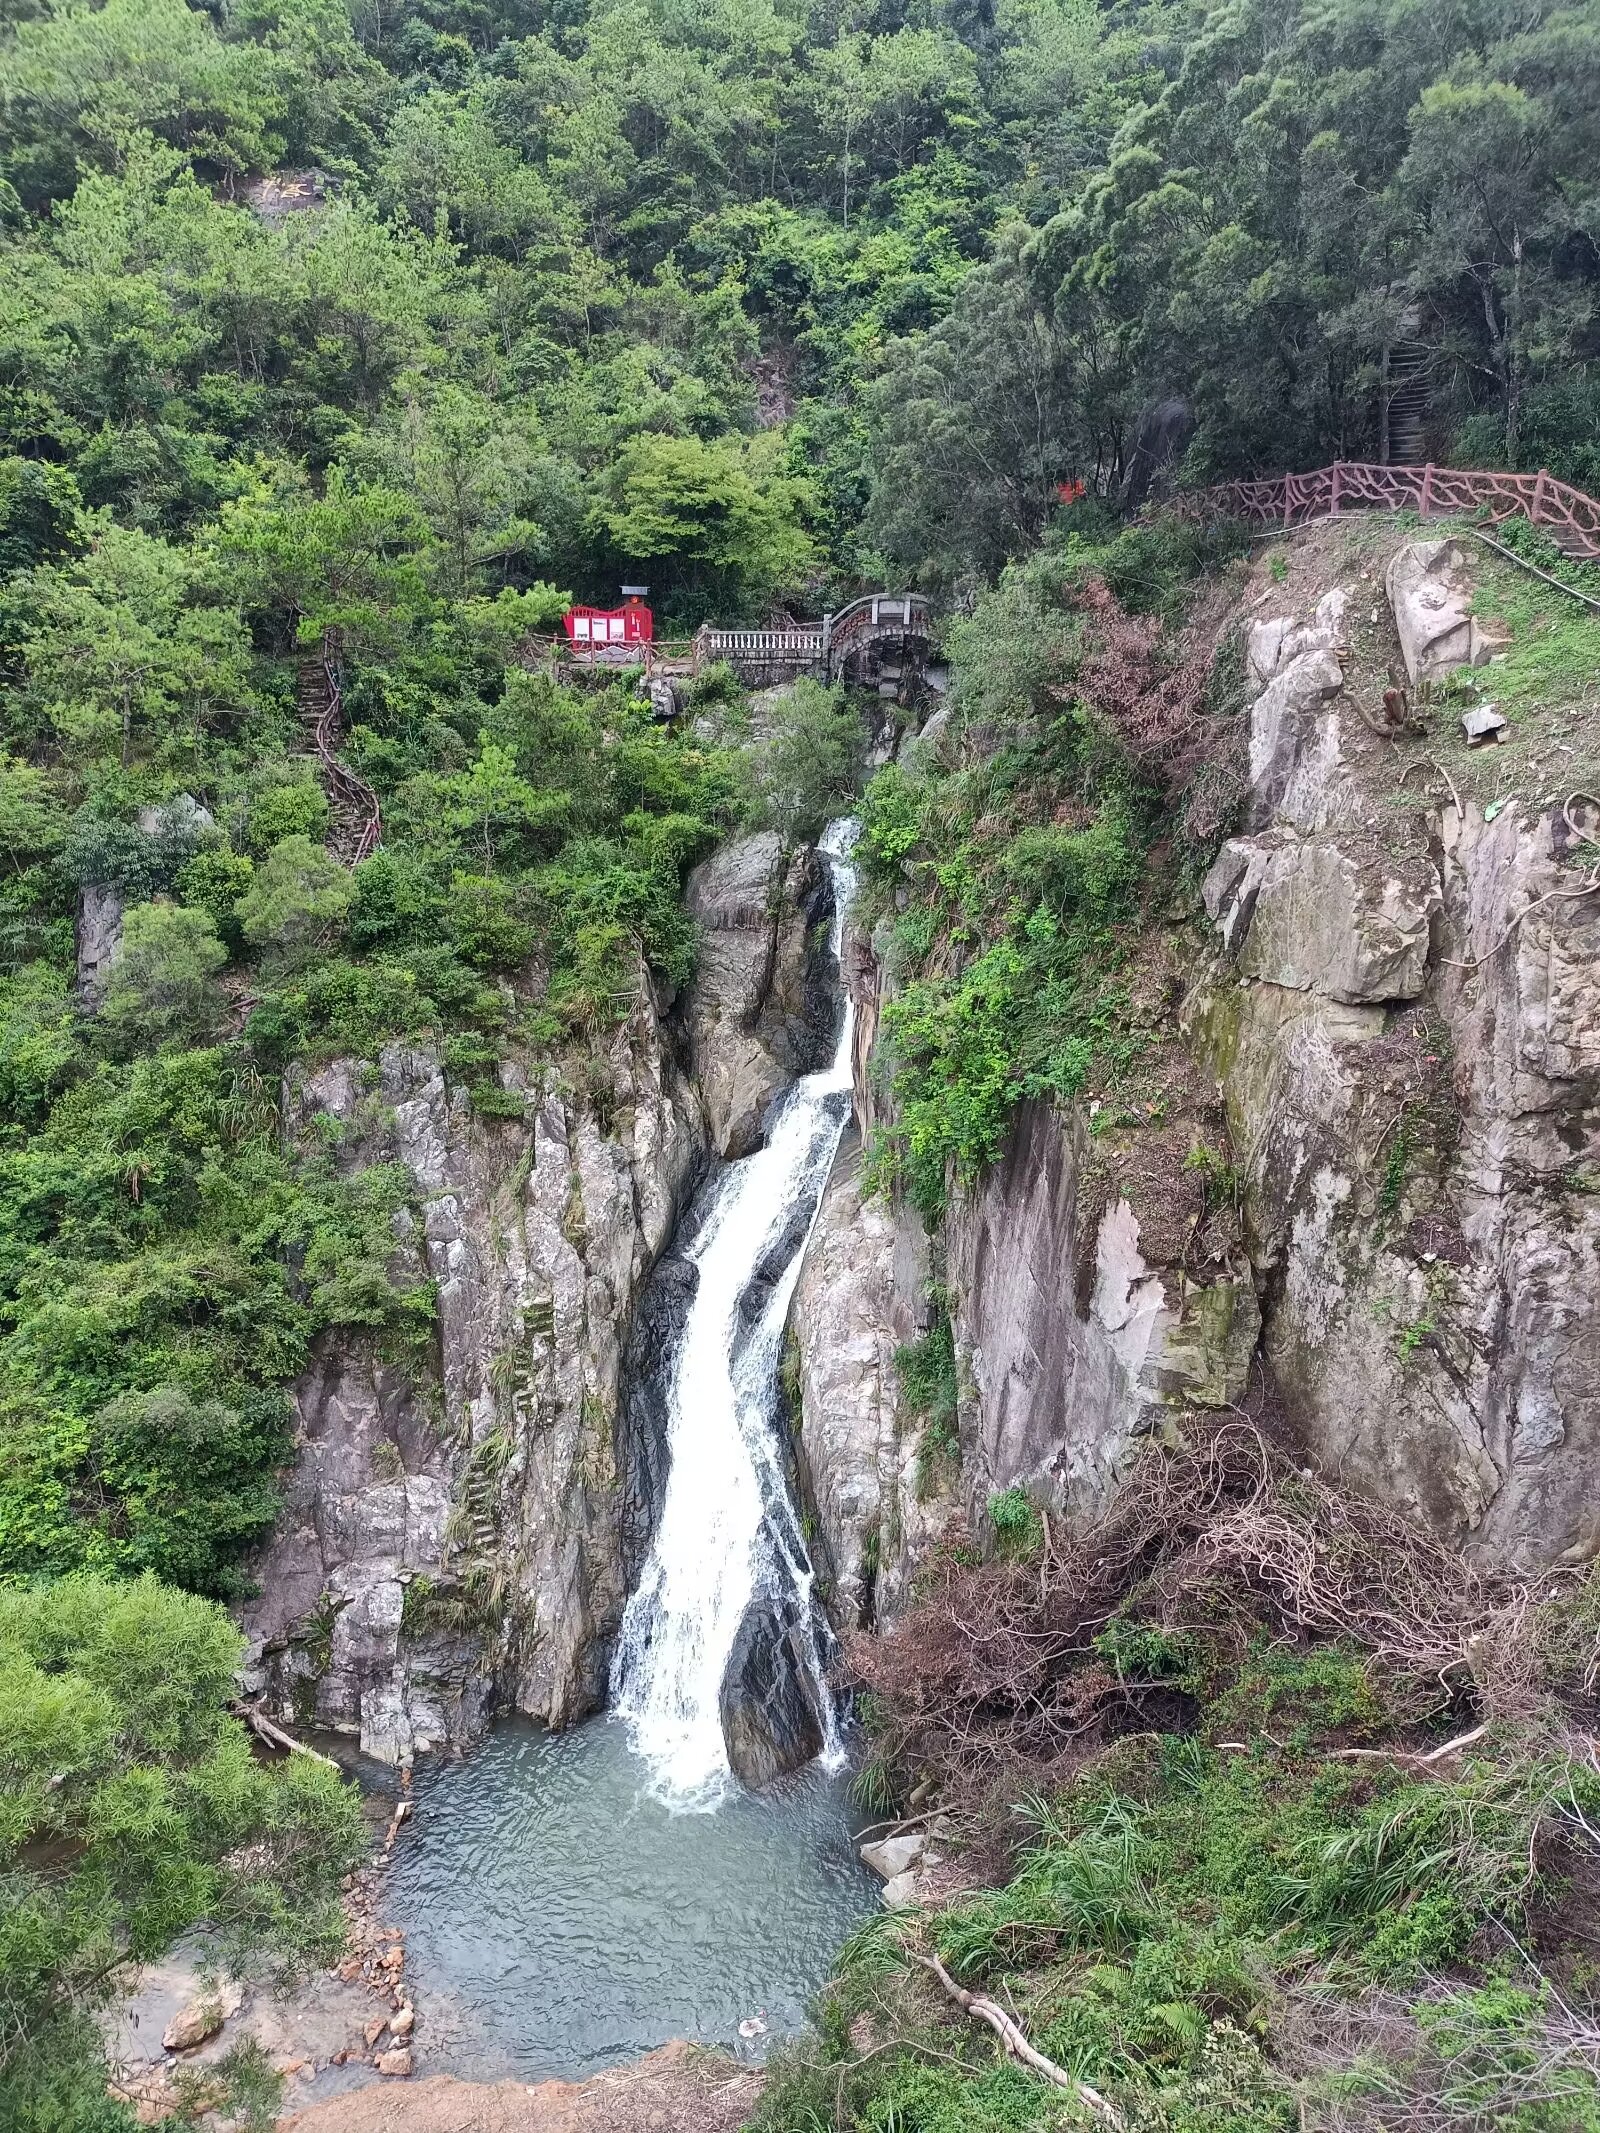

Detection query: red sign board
xmin=563 ymin=599 xmax=653 ymax=647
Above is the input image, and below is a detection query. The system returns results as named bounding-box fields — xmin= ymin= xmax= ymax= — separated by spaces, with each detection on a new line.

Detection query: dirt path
xmin=278 ymin=2042 xmax=763 ymax=2133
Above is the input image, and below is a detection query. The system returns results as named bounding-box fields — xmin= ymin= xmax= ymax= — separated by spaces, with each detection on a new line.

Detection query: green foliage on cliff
xmin=860 ymin=517 xmax=1239 ymax=1219
xmin=0 ymin=1574 xmax=365 ymax=2130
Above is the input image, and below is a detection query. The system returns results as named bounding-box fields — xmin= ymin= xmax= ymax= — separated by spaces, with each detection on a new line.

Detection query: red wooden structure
xmin=563 ymin=589 xmax=654 ymax=650
xmin=1182 ymin=461 xmax=1600 ymax=560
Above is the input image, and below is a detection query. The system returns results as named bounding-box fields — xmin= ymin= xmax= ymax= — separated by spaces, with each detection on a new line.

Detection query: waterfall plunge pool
xmin=385 ymin=823 xmax=876 ymax=2083
xmin=384 ymin=1714 xmax=878 ymax=2080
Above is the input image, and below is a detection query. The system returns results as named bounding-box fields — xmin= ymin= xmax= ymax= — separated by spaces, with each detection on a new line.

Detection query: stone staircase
xmin=296 ymin=632 xmax=381 ymax=864
xmin=1384 ymin=341 xmax=1430 ymax=466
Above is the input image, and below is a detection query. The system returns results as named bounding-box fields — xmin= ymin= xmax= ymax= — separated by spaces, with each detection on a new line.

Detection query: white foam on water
xmin=610 ymin=822 xmax=859 ymax=1808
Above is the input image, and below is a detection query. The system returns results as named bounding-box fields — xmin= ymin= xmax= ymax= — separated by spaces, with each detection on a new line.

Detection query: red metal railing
xmin=1183 ymin=462 xmax=1600 ymax=560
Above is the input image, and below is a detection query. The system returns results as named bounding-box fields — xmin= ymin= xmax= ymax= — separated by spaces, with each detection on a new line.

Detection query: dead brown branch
xmin=845 ymin=1418 xmax=1557 ymax=1817
xmin=910 ymin=1949 xmax=1126 ymax=2128
xmin=234 ymin=1700 xmax=342 ymax=1771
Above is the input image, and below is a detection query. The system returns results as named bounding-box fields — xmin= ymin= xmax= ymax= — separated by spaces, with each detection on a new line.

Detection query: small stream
xmin=385 ymin=822 xmax=878 ymax=2076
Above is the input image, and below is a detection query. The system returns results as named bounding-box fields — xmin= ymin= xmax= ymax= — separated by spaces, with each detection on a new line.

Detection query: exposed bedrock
xmin=244 ymin=969 xmax=706 ymax=1764
xmin=790 ymin=920 xmax=1256 ymax=1597
xmin=945 ymin=1087 xmax=1259 ymax=1537
xmin=681 ymin=830 xmax=839 ymax=1158
xmin=1189 ymin=538 xmax=1600 ymax=1568
xmin=788 ymin=1127 xmax=948 ymax=1629
xmin=798 ymin=534 xmax=1599 ymax=1586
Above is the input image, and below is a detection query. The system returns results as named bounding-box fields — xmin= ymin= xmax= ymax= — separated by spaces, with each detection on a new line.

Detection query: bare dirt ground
xmin=278 ymin=2042 xmax=764 ymax=2133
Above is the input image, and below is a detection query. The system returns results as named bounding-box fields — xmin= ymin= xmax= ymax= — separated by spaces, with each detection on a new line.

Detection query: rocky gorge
xmin=242 ymin=520 xmax=1600 ymax=1802
xmin=182 ymin=513 xmax=1600 ymax=2128
xmin=241 ymin=826 xmax=845 ymax=1769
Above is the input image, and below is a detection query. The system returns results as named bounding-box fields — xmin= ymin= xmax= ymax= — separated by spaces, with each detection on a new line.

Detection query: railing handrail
xmin=515 ymin=591 xmax=936 ymax=686
xmin=312 ymin=633 xmax=382 ymax=864
xmin=1179 ymin=460 xmax=1600 ymax=561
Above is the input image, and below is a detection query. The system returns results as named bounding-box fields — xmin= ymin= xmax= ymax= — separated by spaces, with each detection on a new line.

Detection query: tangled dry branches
xmin=846 ymin=1419 xmax=1571 ymax=1813
xmin=1069 ymin=576 xmax=1217 ymax=795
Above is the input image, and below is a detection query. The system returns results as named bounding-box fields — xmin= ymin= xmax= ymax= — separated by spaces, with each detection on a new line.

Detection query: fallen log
xmin=910 ymin=1949 xmax=1125 ymax=2129
xmin=235 ymin=1701 xmax=342 ymax=1771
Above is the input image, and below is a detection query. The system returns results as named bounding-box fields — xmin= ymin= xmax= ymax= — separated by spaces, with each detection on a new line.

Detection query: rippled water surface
xmin=386 ymin=1716 xmax=878 ymax=2080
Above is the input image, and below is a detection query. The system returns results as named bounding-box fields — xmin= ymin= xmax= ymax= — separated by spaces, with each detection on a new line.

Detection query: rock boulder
xmin=1386 ymin=538 xmax=1493 ymax=683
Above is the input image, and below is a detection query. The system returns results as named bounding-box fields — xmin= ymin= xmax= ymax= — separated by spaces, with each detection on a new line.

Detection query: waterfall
xmin=611 ymin=821 xmax=859 ymax=1807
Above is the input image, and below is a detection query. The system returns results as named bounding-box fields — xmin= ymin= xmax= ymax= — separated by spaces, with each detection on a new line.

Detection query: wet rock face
xmin=244 ymin=974 xmax=705 ymax=1762
xmin=946 ymin=1096 xmax=1258 ymax=1534
xmin=789 ymin=1129 xmax=949 ymax=1627
xmin=718 ymin=1583 xmax=827 ymax=1787
xmin=615 ymin=1253 xmax=698 ymax=1594
xmin=1190 ymin=545 xmax=1600 ymax=1569
xmin=682 ymin=832 xmax=838 ymax=1158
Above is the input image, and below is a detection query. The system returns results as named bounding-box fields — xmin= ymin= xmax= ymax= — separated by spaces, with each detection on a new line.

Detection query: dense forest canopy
xmin=1 ymin=0 xmax=1598 ymax=2120
xmin=0 ymin=0 xmax=1594 ymax=604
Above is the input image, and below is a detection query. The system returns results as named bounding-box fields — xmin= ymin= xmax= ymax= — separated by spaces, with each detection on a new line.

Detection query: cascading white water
xmin=611 ymin=821 xmax=859 ymax=1808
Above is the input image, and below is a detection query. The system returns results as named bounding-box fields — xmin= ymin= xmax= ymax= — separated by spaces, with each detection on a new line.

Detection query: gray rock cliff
xmin=682 ymin=832 xmax=838 ymax=1159
xmin=244 ymin=974 xmax=704 ymax=1763
xmin=1188 ymin=538 xmax=1600 ymax=1567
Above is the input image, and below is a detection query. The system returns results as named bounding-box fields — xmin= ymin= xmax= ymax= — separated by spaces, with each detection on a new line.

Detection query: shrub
xmin=99 ymin=899 xmax=227 ymax=1047
xmin=235 ymin=835 xmax=356 ymax=969
xmin=175 ymin=844 xmax=255 ymax=946
xmin=247 ymin=778 xmax=329 ymax=853
xmin=754 ymin=677 xmax=866 ymax=846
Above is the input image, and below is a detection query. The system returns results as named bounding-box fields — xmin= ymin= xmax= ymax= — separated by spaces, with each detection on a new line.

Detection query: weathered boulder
xmin=1202 ymin=835 xmax=1279 ymax=953
xmin=1234 ymin=835 xmax=1439 ymax=1003
xmin=162 ymin=1977 xmax=244 ymax=2053
xmin=1246 ymin=647 xmax=1348 ymax=829
xmin=860 ymin=1832 xmax=924 ymax=1880
xmin=244 ymin=969 xmax=705 ymax=1761
xmin=718 ymin=1584 xmax=828 ymax=1787
xmin=683 ymin=833 xmax=838 ymax=1158
xmin=1386 ymin=538 xmax=1492 ymax=683
xmin=1247 ymin=588 xmax=1349 ymax=688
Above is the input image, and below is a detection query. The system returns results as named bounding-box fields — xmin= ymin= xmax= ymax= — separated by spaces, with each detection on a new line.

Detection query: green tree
xmin=441 ymin=737 xmax=570 ymax=866
xmin=215 ymin=467 xmax=430 ymax=652
xmin=0 ymin=1574 xmax=364 ymax=2127
xmin=100 ymin=900 xmax=228 ymax=1048
xmin=20 ymin=526 xmax=254 ymax=770
xmin=588 ymin=432 xmax=814 ymax=617
xmin=756 ymin=678 xmax=865 ymax=844
xmin=235 ymin=836 xmax=356 ymax=967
